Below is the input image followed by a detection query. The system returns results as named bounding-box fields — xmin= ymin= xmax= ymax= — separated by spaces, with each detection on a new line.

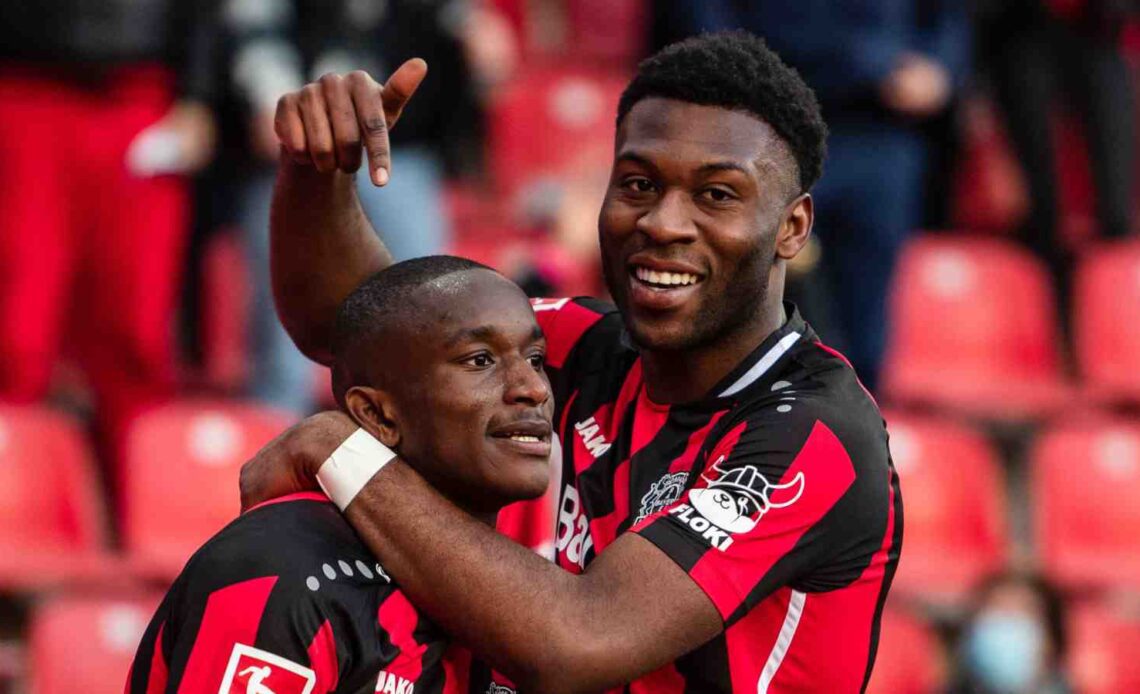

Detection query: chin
xmin=494 ymin=458 xmax=552 ymax=502
xmin=626 ymin=316 xmax=703 ymax=352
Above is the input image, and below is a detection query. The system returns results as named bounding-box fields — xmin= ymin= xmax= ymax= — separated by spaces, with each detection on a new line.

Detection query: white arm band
xmin=316 ymin=428 xmax=397 ymax=511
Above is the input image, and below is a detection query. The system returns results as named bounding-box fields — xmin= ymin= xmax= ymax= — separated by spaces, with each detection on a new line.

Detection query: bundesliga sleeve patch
xmin=218 ymin=644 xmax=317 ymax=694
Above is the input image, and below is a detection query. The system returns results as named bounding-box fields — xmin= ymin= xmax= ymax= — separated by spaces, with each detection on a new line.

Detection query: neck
xmin=642 ymin=293 xmax=786 ymax=404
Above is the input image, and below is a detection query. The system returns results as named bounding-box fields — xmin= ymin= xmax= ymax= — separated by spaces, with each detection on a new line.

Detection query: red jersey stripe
xmin=145 ymin=622 xmax=168 ymax=694
xmin=176 ymin=576 xmax=278 ymax=694
xmin=532 ymin=298 xmax=605 ymax=368
xmin=689 ymin=421 xmax=857 ymax=618
xmin=376 ymin=591 xmax=427 ymax=683
xmin=306 ymin=620 xmax=338 ymax=693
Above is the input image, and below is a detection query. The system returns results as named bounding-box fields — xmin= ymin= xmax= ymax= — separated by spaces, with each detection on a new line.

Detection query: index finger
xmin=346 ymin=71 xmax=390 ymax=186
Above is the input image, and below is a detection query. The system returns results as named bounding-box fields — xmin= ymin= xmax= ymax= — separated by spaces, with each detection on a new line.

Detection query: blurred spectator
xmin=975 ymin=1 xmax=1137 ymax=273
xmin=0 ymin=1 xmax=219 ymax=456
xmin=661 ymin=1 xmax=971 ymax=392
xmin=950 ymin=571 xmax=1074 ymax=694
xmin=224 ymin=0 xmax=490 ymax=414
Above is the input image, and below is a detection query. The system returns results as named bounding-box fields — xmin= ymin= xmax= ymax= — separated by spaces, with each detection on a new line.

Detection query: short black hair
xmin=331 ymin=255 xmax=494 ymax=405
xmin=616 ymin=31 xmax=827 ymax=192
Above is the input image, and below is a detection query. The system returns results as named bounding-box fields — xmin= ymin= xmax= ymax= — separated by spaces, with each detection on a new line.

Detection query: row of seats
xmin=21 ymin=593 xmax=1140 ymax=694
xmin=0 ymin=401 xmax=554 ymax=592
xmin=885 ymin=235 xmax=1140 ymax=418
xmin=888 ymin=409 xmax=1140 ymax=600
xmin=5 ymin=397 xmax=1139 ymax=598
xmin=865 ymin=601 xmax=1140 ymax=694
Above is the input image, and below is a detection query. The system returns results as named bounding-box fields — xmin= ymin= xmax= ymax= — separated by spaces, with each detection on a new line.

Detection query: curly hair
xmin=617 ymin=31 xmax=828 ymax=193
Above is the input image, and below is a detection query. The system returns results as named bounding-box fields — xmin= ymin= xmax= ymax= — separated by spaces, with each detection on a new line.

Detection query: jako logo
xmin=669 ymin=457 xmax=805 ymax=550
xmin=574 ymin=416 xmax=611 ymax=458
xmin=375 ymin=671 xmax=413 ymax=694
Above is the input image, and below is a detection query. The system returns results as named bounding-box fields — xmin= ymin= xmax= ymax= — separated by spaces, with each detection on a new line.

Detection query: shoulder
xmin=530 ymin=297 xmax=622 ymax=369
xmin=179 ymin=496 xmax=390 ymax=608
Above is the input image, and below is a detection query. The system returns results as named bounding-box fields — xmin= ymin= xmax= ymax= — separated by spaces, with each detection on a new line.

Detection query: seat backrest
xmin=122 ymin=400 xmax=295 ymax=575
xmin=29 ymin=593 xmax=161 ymax=694
xmin=0 ymin=405 xmax=105 ymax=559
xmin=885 ymin=411 xmax=1008 ymax=600
xmin=1074 ymin=240 xmax=1140 ymax=401
xmin=488 ymin=64 xmax=626 ymax=196
xmin=886 ymin=235 xmax=1062 ymax=385
xmin=1032 ymin=416 xmax=1140 ymax=590
xmin=865 ymin=607 xmax=943 ymax=694
xmin=1067 ymin=601 xmax=1140 ymax=694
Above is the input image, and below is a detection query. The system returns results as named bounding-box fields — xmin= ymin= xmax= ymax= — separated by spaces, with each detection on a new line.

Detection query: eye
xmin=462 ymin=352 xmax=495 ymax=368
xmin=620 ymin=176 xmax=656 ymax=194
xmin=699 ymin=187 xmax=736 ymax=203
xmin=527 ymin=353 xmax=546 ymax=371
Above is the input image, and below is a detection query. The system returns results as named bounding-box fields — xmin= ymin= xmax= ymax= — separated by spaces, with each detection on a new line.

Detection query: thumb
xmin=381 ymin=58 xmax=428 ymax=129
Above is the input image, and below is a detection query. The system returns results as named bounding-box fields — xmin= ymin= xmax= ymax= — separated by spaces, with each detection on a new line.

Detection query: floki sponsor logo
xmin=574 ymin=416 xmax=611 ymax=458
xmin=670 ymin=457 xmax=805 ymax=550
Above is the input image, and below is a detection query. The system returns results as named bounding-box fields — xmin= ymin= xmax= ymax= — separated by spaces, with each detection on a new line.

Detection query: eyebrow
xmin=616 ymin=151 xmax=752 ymax=177
xmin=444 ymin=323 xmax=545 ymax=347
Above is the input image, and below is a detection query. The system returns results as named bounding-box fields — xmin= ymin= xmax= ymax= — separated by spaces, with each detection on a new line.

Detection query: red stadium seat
xmin=488 ymin=64 xmax=627 ymax=197
xmin=1074 ymin=240 xmax=1140 ymax=404
xmin=28 ymin=593 xmax=160 ymax=694
xmin=1031 ymin=416 xmax=1140 ymax=590
xmin=884 ymin=412 xmax=1008 ymax=603
xmin=1067 ymin=601 xmax=1140 ymax=694
xmin=0 ymin=405 xmax=113 ymax=589
xmin=865 ymin=607 xmax=943 ymax=694
xmin=122 ymin=400 xmax=295 ymax=577
xmin=563 ymin=0 xmax=646 ymax=65
xmin=882 ymin=235 xmax=1071 ymax=419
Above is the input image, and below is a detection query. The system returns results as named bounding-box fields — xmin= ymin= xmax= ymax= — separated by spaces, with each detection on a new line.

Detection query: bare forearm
xmin=345 ymin=461 xmax=717 ymax=693
xmin=269 ymin=157 xmax=392 ymax=363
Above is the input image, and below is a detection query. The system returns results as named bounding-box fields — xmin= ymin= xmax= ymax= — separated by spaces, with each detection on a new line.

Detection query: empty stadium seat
xmin=1074 ymin=239 xmax=1140 ymax=404
xmin=488 ymin=64 xmax=627 ymax=197
xmin=1067 ymin=601 xmax=1140 ymax=694
xmin=199 ymin=230 xmax=251 ymax=391
xmin=882 ymin=235 xmax=1071 ymax=419
xmin=0 ymin=405 xmax=112 ymax=589
xmin=122 ymin=400 xmax=295 ymax=577
xmin=28 ymin=593 xmax=160 ymax=694
xmin=884 ymin=412 xmax=1009 ymax=602
xmin=563 ymin=0 xmax=646 ymax=65
xmin=1031 ymin=416 xmax=1140 ymax=590
xmin=865 ymin=607 xmax=943 ymax=694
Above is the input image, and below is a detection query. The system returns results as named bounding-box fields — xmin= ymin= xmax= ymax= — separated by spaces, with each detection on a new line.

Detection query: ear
xmin=775 ymin=193 xmax=813 ymax=261
xmin=343 ymin=385 xmax=402 ymax=449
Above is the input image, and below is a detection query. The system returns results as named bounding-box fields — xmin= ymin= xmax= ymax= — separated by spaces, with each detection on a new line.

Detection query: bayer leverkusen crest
xmin=687 ymin=457 xmax=806 ymax=534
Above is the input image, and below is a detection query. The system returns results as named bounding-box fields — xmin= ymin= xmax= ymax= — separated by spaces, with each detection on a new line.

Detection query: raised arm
xmin=269 ymin=63 xmax=427 ymax=363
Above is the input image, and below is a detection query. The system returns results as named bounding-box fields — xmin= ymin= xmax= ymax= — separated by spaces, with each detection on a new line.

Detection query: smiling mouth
xmin=630 ymin=265 xmax=704 ymax=291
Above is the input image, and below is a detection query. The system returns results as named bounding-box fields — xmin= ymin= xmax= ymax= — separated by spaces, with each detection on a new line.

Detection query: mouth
xmin=626 ymin=262 xmax=705 ymax=311
xmin=488 ymin=419 xmax=553 ymax=457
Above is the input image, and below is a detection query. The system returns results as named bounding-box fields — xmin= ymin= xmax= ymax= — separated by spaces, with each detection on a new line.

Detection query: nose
xmin=503 ymin=355 xmax=551 ymax=407
xmin=636 ymin=189 xmax=698 ymax=245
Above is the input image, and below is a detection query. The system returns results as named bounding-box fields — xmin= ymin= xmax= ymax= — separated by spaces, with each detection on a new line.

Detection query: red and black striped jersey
xmin=125 ymin=492 xmax=487 ymax=694
xmin=530 ymin=298 xmax=903 ymax=693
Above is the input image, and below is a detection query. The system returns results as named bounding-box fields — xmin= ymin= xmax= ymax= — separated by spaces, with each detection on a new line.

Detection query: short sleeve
xmin=633 ymin=407 xmax=863 ymax=624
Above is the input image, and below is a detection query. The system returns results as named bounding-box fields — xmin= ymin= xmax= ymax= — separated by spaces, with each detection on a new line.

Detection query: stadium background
xmin=1 ymin=1 xmax=1139 ymax=692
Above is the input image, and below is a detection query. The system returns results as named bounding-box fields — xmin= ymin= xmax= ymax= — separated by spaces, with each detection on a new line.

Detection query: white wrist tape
xmin=316 ymin=428 xmax=396 ymax=511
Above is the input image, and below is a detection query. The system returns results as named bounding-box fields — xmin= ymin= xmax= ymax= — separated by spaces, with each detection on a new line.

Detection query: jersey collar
xmin=708 ymin=302 xmax=813 ymax=401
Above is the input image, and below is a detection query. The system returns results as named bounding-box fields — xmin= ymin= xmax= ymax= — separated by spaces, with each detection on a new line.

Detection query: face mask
xmin=963 ymin=610 xmax=1046 ymax=694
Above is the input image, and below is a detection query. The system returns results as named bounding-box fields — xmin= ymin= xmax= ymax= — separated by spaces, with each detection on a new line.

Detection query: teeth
xmin=508 ymin=434 xmax=541 ymax=443
xmin=634 ymin=266 xmax=699 ymax=287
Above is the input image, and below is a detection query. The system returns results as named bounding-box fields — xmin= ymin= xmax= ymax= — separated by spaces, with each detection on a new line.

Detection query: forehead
xmin=411 ymin=269 xmax=538 ymax=339
xmin=617 ymin=97 xmax=792 ymax=173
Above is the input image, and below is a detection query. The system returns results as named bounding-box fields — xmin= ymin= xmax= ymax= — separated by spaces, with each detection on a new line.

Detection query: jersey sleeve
xmin=125 ymin=558 xmax=340 ymax=694
xmin=632 ymin=402 xmax=887 ymax=625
